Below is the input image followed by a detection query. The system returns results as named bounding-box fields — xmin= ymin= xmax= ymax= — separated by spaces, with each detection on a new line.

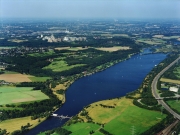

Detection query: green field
xmin=28 ymin=77 xmax=51 ymax=82
xmin=43 ymin=59 xmax=85 ymax=72
xmin=28 ymin=51 xmax=55 ymax=57
xmin=64 ymin=123 xmax=101 ymax=135
xmin=166 ymin=100 xmax=180 ymax=113
xmin=103 ymin=105 xmax=165 ymax=135
xmin=136 ymin=38 xmax=163 ymax=45
xmin=0 ymin=87 xmax=49 ymax=105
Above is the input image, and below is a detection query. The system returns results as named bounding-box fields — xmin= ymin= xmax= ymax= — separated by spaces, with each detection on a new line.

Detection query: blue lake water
xmin=26 ymin=52 xmax=167 ymax=135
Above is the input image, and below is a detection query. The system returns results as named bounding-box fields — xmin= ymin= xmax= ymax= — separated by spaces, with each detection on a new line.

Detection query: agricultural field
xmin=28 ymin=76 xmax=51 ymax=82
xmin=0 ymin=87 xmax=49 ymax=105
xmin=136 ymin=38 xmax=163 ymax=45
xmin=100 ymin=33 xmax=129 ymax=37
xmin=0 ymin=116 xmax=45 ymax=133
xmin=0 ymin=73 xmax=32 ymax=82
xmin=166 ymin=100 xmax=180 ymax=114
xmin=28 ymin=51 xmax=55 ymax=57
xmin=95 ymin=46 xmax=130 ymax=52
xmin=64 ymin=97 xmax=166 ymax=135
xmin=55 ymin=47 xmax=88 ymax=51
xmin=152 ymin=35 xmax=180 ymax=40
xmin=64 ymin=123 xmax=101 ymax=135
xmin=160 ymin=78 xmax=180 ymax=85
xmin=8 ymin=39 xmax=28 ymax=43
xmin=0 ymin=71 xmax=50 ymax=82
xmin=43 ymin=58 xmax=85 ymax=72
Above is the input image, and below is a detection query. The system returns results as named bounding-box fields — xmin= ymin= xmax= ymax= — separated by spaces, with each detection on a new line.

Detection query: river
xmin=26 ymin=51 xmax=167 ymax=135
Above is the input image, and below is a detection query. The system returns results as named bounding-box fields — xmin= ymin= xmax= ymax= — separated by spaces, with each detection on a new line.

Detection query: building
xmin=169 ymin=87 xmax=178 ymax=93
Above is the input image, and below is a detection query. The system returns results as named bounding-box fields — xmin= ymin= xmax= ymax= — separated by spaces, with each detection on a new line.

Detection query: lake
xmin=26 ymin=52 xmax=167 ymax=135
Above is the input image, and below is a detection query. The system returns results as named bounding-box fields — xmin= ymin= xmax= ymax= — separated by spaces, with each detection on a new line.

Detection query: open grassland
xmin=64 ymin=123 xmax=101 ymax=135
xmin=0 ymin=116 xmax=45 ymax=133
xmin=0 ymin=87 xmax=49 ymax=105
xmin=28 ymin=76 xmax=51 ymax=82
xmin=0 ymin=73 xmax=32 ymax=82
xmin=43 ymin=59 xmax=85 ymax=72
xmin=136 ymin=38 xmax=162 ymax=45
xmin=55 ymin=47 xmax=88 ymax=51
xmin=166 ymin=100 xmax=180 ymax=113
xmin=28 ymin=51 xmax=54 ymax=57
xmin=95 ymin=46 xmax=130 ymax=52
xmin=101 ymin=34 xmax=129 ymax=37
xmin=160 ymin=78 xmax=180 ymax=84
xmin=67 ymin=97 xmax=166 ymax=135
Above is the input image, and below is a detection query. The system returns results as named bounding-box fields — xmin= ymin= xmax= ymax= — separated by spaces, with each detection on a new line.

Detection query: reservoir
xmin=26 ymin=52 xmax=167 ymax=135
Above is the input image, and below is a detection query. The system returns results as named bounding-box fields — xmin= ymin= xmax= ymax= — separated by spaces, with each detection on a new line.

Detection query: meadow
xmin=43 ymin=58 xmax=85 ymax=72
xmin=136 ymin=38 xmax=162 ymax=45
xmin=64 ymin=97 xmax=166 ymax=135
xmin=166 ymin=100 xmax=180 ymax=113
xmin=0 ymin=116 xmax=45 ymax=133
xmin=0 ymin=87 xmax=49 ymax=105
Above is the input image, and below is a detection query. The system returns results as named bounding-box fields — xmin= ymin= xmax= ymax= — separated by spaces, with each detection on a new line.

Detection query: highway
xmin=151 ymin=56 xmax=180 ymax=120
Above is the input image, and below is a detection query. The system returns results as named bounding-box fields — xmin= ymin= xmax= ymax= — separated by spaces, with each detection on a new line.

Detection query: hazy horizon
xmin=1 ymin=0 xmax=180 ymax=19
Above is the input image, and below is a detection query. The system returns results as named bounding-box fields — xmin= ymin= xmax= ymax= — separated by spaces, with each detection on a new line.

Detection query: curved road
xmin=151 ymin=56 xmax=180 ymax=120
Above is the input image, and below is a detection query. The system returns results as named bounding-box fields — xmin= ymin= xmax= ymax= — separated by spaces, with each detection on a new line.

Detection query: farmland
xmin=160 ymin=78 xmax=180 ymax=84
xmin=0 ymin=87 xmax=49 ymax=105
xmin=95 ymin=46 xmax=130 ymax=52
xmin=0 ymin=116 xmax=45 ymax=134
xmin=0 ymin=73 xmax=32 ymax=83
xmin=0 ymin=73 xmax=50 ymax=82
xmin=64 ymin=97 xmax=166 ymax=135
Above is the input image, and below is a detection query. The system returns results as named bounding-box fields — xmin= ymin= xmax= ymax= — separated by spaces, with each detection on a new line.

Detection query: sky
xmin=0 ymin=0 xmax=180 ymax=19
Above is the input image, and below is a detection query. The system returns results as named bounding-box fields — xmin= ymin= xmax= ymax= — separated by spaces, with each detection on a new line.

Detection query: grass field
xmin=28 ymin=77 xmax=51 ymax=82
xmin=0 ymin=116 xmax=45 ymax=133
xmin=28 ymin=51 xmax=54 ymax=57
xmin=65 ymin=97 xmax=166 ymax=135
xmin=166 ymin=100 xmax=180 ymax=113
xmin=0 ymin=87 xmax=49 ymax=105
xmin=64 ymin=123 xmax=101 ymax=135
xmin=101 ymin=34 xmax=129 ymax=37
xmin=160 ymin=78 xmax=180 ymax=84
xmin=136 ymin=38 xmax=162 ymax=45
xmin=95 ymin=46 xmax=130 ymax=52
xmin=55 ymin=47 xmax=88 ymax=51
xmin=43 ymin=59 xmax=85 ymax=72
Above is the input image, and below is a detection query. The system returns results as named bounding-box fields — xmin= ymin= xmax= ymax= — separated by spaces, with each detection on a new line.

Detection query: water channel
xmin=26 ymin=50 xmax=167 ymax=135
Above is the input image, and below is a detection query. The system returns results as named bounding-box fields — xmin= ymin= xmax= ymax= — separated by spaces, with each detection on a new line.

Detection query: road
xmin=151 ymin=56 xmax=180 ymax=120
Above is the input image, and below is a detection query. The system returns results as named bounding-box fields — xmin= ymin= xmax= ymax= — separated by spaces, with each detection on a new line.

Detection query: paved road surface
xmin=151 ymin=56 xmax=180 ymax=120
